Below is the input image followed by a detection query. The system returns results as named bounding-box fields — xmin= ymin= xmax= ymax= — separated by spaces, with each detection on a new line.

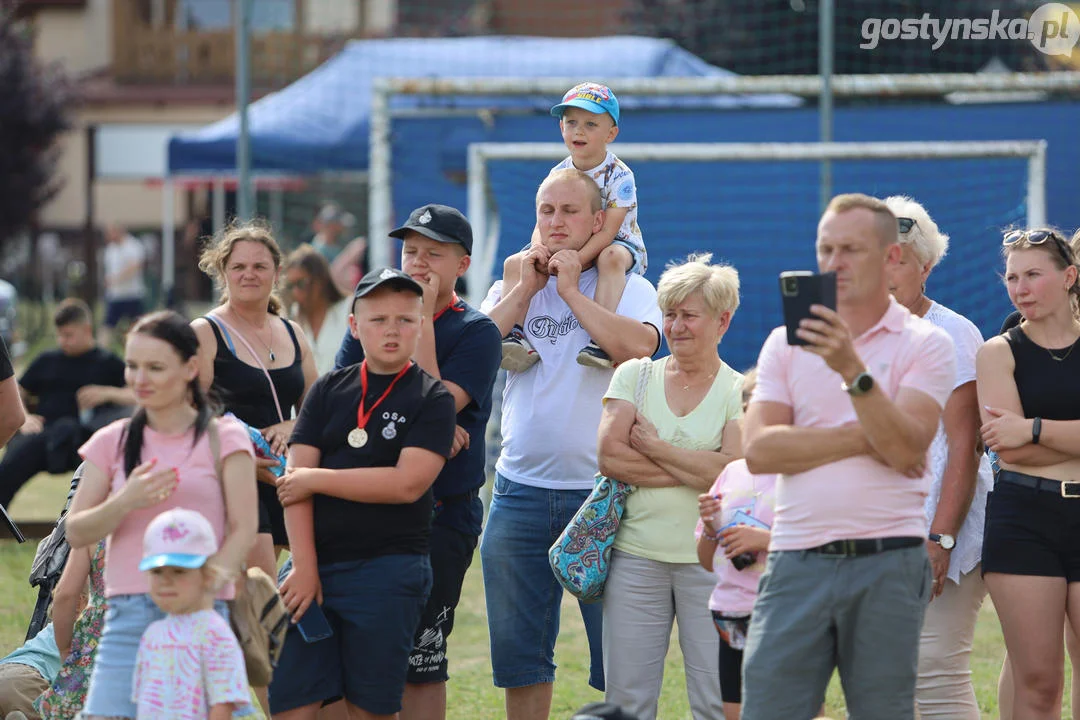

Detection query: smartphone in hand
xmin=780 ymin=271 xmax=837 ymax=346
xmin=296 ymin=602 xmax=333 ymax=644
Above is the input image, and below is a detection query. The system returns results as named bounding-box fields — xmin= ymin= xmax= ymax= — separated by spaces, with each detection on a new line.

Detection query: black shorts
xmin=406 ymin=523 xmax=478 ymax=684
xmin=257 ymin=482 xmax=288 ymax=546
xmin=712 ymin=611 xmax=748 ymax=704
xmin=982 ymin=477 xmax=1080 ymax=581
xmin=104 ymin=298 xmax=144 ymax=328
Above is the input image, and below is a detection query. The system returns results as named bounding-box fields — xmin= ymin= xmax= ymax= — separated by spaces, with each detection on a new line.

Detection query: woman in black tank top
xmin=191 ymin=222 xmax=318 ymax=590
xmin=976 ymin=228 xmax=1080 ymax=717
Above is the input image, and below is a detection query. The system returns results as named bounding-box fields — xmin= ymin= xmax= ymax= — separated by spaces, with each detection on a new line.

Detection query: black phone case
xmin=0 ymin=502 xmax=25 ymax=543
xmin=297 ymin=602 xmax=333 ymax=643
xmin=780 ymin=271 xmax=837 ymax=346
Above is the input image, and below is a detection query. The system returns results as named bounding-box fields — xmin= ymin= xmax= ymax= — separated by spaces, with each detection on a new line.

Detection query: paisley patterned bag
xmin=548 ymin=358 xmax=651 ymax=603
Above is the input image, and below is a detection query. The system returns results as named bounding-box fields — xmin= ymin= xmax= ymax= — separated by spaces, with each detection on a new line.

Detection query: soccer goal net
xmin=466 ymin=140 xmax=1046 ymax=370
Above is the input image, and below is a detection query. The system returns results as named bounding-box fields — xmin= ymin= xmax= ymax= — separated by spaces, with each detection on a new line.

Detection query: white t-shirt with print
xmin=482 ymin=269 xmax=661 ymax=490
xmin=923 ymin=301 xmax=993 ymax=583
xmin=552 ymin=151 xmax=646 ymax=273
xmin=103 ymin=235 xmax=147 ymax=300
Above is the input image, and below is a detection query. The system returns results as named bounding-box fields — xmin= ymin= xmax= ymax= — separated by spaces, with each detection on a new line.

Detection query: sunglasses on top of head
xmin=1003 ymin=230 xmax=1074 ymax=265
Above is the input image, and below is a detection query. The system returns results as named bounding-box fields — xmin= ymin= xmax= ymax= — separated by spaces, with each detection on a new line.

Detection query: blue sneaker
xmin=576 ymin=341 xmax=614 ymax=369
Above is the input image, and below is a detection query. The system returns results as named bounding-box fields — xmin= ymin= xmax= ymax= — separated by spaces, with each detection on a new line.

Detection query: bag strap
xmin=208 ymin=418 xmax=223 ymax=488
xmin=208 ymin=315 xmax=286 ymax=424
xmin=633 ymin=357 xmax=652 ymax=410
xmin=207 ymin=419 xmax=248 ymax=585
xmin=207 ymin=417 xmax=231 ymax=527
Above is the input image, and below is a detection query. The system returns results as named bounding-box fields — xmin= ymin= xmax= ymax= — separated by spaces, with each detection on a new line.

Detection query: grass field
xmin=0 ymin=472 xmax=1071 ymax=719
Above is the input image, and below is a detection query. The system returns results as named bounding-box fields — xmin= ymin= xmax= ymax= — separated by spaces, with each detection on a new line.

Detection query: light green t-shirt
xmin=604 ymin=356 xmax=744 ymax=563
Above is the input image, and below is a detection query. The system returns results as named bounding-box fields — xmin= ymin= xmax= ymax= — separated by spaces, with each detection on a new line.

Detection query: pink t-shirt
xmin=695 ymin=460 xmax=777 ymax=615
xmin=132 ymin=609 xmax=251 ymax=719
xmin=78 ymin=416 xmax=254 ymax=598
xmin=751 ymin=298 xmax=955 ymax=551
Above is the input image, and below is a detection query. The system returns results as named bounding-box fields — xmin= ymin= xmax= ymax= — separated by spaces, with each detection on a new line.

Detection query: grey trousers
xmin=742 ymin=545 xmax=930 ymax=720
xmin=602 ymin=549 xmax=724 ymax=720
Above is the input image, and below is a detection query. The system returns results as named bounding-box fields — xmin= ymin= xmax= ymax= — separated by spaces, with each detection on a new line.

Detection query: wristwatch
xmin=842 ymin=372 xmax=874 ymax=397
xmin=929 ymin=533 xmax=956 ymax=551
xmin=1032 ymin=416 xmax=1042 ymax=445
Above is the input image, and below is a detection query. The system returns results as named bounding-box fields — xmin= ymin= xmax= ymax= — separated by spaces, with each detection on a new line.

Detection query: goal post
xmin=367 ymin=73 xmax=1077 ymax=270
xmin=464 ymin=138 xmax=1045 ymax=374
xmin=465 ymin=139 xmax=1046 ymax=308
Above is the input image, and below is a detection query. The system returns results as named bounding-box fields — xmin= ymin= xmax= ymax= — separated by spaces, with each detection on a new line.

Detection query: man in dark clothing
xmin=0 ymin=299 xmax=132 ymax=508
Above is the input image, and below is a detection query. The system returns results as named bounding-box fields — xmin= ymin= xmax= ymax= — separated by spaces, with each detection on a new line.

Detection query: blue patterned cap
xmin=550 ymin=82 xmax=620 ymax=125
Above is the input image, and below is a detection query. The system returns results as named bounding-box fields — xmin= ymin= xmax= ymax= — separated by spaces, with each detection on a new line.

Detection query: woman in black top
xmin=977 ymin=227 xmax=1080 ymax=719
xmin=192 ymin=221 xmax=318 ymax=576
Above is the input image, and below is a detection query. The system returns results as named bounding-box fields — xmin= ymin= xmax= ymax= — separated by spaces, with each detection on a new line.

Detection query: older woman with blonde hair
xmin=596 ymin=253 xmax=744 ymax=720
xmin=193 ymin=221 xmax=319 ymax=578
xmin=882 ymin=195 xmax=993 ymax=719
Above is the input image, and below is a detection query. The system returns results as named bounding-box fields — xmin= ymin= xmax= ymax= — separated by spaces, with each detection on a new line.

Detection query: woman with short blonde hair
xmin=596 ymin=253 xmax=744 ymax=720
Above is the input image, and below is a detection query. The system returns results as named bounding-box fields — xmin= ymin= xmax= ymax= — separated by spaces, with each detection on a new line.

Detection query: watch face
xmin=855 ymin=373 xmax=874 ymax=393
xmin=940 ymin=534 xmax=956 ymax=550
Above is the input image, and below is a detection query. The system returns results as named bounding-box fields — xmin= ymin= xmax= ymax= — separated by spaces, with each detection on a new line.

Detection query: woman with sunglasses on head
xmin=977 ymin=225 xmax=1080 ymax=720
xmin=995 ymin=229 xmax=1080 ymax=720
xmin=285 ymin=245 xmax=352 ymax=376
xmin=883 ymin=196 xmax=994 ymax=720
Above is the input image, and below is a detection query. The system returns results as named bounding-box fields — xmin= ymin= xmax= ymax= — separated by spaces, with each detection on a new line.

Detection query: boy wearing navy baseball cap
xmin=271 ymin=267 xmax=457 ymax=718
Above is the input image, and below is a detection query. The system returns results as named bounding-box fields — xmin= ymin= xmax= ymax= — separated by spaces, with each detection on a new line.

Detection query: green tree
xmin=0 ymin=2 xmax=72 ymax=247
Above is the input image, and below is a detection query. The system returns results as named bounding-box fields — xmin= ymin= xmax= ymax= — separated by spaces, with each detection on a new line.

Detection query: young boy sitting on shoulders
xmin=500 ymin=81 xmax=647 ymax=371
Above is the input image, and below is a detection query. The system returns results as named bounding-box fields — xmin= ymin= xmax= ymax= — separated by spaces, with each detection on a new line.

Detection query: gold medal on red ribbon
xmin=349 ymin=360 xmax=413 ymax=450
xmin=347 ymin=427 xmax=368 ymax=448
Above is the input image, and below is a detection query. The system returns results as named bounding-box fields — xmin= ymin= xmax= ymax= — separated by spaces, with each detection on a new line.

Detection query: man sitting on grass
xmin=0 ymin=299 xmax=132 ymax=511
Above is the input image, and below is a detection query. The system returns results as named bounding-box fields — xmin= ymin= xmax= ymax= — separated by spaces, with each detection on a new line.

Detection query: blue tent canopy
xmin=166 ymin=35 xmax=800 ymax=174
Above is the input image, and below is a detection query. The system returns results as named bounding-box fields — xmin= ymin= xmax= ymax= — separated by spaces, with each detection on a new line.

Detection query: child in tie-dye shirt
xmin=132 ymin=508 xmax=253 ymax=720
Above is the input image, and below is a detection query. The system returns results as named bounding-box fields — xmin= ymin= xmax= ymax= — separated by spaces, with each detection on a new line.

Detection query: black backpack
xmin=25 ymin=463 xmax=83 ymax=640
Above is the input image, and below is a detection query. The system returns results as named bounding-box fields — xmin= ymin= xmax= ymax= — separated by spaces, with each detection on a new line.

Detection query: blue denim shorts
xmin=268 ymin=554 xmax=432 ymax=715
xmin=613 ymin=238 xmax=647 ymax=276
xmin=479 ymin=473 xmax=605 ymax=690
xmin=81 ymin=593 xmax=230 ymax=718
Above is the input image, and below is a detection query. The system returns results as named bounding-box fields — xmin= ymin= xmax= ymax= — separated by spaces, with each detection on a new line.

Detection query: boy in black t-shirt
xmin=0 ymin=299 xmax=132 ymax=508
xmin=271 ymin=268 xmax=456 ymax=719
xmin=334 ymin=204 xmax=502 ymax=720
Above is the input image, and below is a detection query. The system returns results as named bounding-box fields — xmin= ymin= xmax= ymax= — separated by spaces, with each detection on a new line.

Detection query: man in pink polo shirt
xmin=741 ymin=193 xmax=956 ymax=719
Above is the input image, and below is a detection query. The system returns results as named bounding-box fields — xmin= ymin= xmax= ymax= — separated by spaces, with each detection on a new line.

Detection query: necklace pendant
xmin=269 ymin=349 xmax=276 ymax=363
